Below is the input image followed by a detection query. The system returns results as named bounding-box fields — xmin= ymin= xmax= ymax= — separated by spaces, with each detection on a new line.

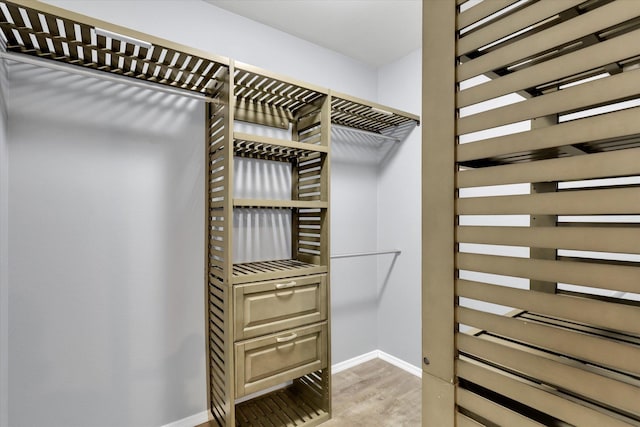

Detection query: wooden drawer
xmin=235 ymin=322 xmax=327 ymax=398
xmin=233 ymin=274 xmax=327 ymax=340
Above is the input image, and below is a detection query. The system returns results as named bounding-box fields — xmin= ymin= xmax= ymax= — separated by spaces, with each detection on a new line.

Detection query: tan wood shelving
xmin=331 ymin=91 xmax=420 ymax=134
xmin=235 ymin=383 xmax=330 ymax=427
xmin=233 ymin=199 xmax=328 ymax=209
xmin=233 ymin=132 xmax=328 ymax=161
xmin=231 ymin=260 xmax=328 ymax=285
xmin=207 ymin=63 xmax=333 ymax=426
xmin=0 ymin=0 xmax=228 ymax=98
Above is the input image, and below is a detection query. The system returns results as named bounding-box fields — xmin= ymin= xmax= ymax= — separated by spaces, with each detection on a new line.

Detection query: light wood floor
xmin=198 ymin=358 xmax=421 ymax=427
xmin=323 ymin=358 xmax=422 ymax=427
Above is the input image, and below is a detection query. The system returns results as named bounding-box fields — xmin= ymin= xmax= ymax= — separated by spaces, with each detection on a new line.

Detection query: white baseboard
xmin=160 ymin=410 xmax=210 ymax=427
xmin=377 ymin=350 xmax=422 ymax=378
xmin=331 ymin=349 xmax=421 ymax=378
xmin=331 ymin=350 xmax=379 ymax=374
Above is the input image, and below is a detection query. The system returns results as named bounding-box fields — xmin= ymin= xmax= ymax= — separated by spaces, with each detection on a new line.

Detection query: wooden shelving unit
xmin=206 ymin=61 xmax=332 ymax=427
xmin=206 ymin=65 xmax=419 ymax=427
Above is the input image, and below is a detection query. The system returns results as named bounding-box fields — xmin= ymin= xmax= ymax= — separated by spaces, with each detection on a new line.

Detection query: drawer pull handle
xmin=276 ymin=333 xmax=298 ymax=343
xmin=275 ymin=281 xmax=297 ymax=289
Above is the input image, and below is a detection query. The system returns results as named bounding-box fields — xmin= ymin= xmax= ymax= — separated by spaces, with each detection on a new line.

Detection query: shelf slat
xmin=231 ymin=259 xmax=327 ymax=284
xmin=457 ymin=106 xmax=640 ymax=165
xmin=233 ymin=199 xmax=328 ymax=209
xmin=457 ymin=387 xmax=545 ymax=427
xmin=458 ymin=332 xmax=640 ymax=419
xmin=457 ymin=187 xmax=640 ymax=216
xmin=457 ymin=225 xmax=640 ymax=255
xmin=457 ymin=147 xmax=640 ymax=188
xmin=456 ymin=358 xmax=634 ymax=427
xmin=233 ymin=132 xmax=328 ymax=161
xmin=457 ymin=0 xmax=519 ymax=31
xmin=458 ymin=306 xmax=640 ymax=376
xmin=457 ymin=0 xmax=583 ymax=57
xmin=457 ymin=0 xmax=640 ymax=82
xmin=456 ymin=253 xmax=640 ymax=295
xmin=234 ymin=384 xmax=330 ymax=427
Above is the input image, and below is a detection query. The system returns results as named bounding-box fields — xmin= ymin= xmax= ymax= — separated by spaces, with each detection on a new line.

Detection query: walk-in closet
xmin=10 ymin=1 xmax=639 ymax=426
xmin=0 ymin=1 xmax=421 ymax=426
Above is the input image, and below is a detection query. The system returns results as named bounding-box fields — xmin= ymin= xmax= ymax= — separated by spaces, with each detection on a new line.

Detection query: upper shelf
xmin=0 ymin=0 xmax=228 ymax=98
xmin=233 ymin=199 xmax=328 ymax=209
xmin=232 ymin=64 xmax=421 ymax=136
xmin=1 ymin=1 xmax=420 ymax=138
xmin=234 ymin=132 xmax=327 ymax=162
xmin=234 ymin=62 xmax=328 ymax=128
xmin=331 ymin=91 xmax=420 ymax=134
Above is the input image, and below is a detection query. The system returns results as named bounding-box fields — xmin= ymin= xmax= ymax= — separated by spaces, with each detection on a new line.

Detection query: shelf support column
xmin=422 ymin=0 xmax=457 ymax=425
xmin=530 ymin=114 xmax=559 ymax=294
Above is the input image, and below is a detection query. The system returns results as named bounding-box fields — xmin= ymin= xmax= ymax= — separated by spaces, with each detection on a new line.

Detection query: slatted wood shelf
xmin=233 ymin=199 xmax=328 ymax=210
xmin=231 ymin=259 xmax=327 ymax=285
xmin=457 ymin=310 xmax=640 ymax=426
xmin=235 ymin=384 xmax=330 ymax=427
xmin=234 ymin=62 xmax=327 ymax=129
xmin=459 ymin=136 xmax=640 ymax=168
xmin=331 ymin=91 xmax=420 ymax=134
xmin=233 ymin=132 xmax=328 ymax=162
xmin=0 ymin=0 xmax=228 ymax=97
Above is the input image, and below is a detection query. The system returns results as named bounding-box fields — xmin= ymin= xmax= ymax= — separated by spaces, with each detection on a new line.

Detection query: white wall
xmin=330 ymin=139 xmax=381 ymax=362
xmin=376 ymin=49 xmax=422 ymax=368
xmin=8 ymin=64 xmax=206 ymax=427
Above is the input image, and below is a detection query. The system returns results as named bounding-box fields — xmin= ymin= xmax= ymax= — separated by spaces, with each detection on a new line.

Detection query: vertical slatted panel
xmin=206 ymin=63 xmax=233 ymax=427
xmin=294 ymin=208 xmax=323 ymax=265
xmin=425 ymin=0 xmax=640 ymax=424
xmin=318 ymin=95 xmax=332 ymax=272
xmin=292 ymin=94 xmax=330 ymax=270
xmin=296 ymin=152 xmax=323 ymax=201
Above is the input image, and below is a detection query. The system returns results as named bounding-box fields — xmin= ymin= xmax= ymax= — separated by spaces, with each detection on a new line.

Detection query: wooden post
xmin=530 ymin=115 xmax=558 ymax=294
xmin=422 ymin=0 xmax=456 ymax=425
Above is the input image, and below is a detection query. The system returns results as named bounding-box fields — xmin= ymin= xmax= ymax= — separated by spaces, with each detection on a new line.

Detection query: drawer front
xmin=234 ymin=274 xmax=327 ymax=340
xmin=235 ymin=322 xmax=327 ymax=398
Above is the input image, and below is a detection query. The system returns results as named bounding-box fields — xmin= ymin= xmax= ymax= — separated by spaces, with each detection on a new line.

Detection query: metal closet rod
xmin=332 ymin=124 xmax=400 ymax=142
xmin=331 ymin=249 xmax=401 ymax=259
xmin=0 ymin=51 xmax=214 ymax=102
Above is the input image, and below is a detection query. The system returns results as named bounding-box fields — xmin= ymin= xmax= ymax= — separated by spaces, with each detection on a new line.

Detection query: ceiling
xmin=203 ymin=0 xmax=421 ymax=68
